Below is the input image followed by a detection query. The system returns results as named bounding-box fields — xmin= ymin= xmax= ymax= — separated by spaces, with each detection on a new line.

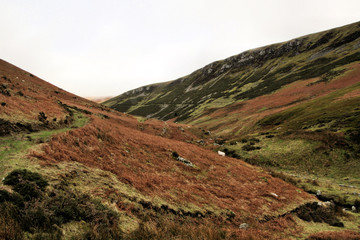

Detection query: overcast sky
xmin=0 ymin=0 xmax=359 ymax=97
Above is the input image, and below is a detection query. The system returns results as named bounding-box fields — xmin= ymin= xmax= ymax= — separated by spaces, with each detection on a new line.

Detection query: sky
xmin=0 ymin=0 xmax=359 ymax=97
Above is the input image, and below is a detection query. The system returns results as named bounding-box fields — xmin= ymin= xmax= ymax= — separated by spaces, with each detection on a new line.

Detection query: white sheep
xmin=218 ymin=151 xmax=225 ymax=157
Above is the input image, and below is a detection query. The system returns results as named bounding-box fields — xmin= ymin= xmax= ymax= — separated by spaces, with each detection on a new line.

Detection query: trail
xmin=0 ymin=112 xmax=89 ymax=179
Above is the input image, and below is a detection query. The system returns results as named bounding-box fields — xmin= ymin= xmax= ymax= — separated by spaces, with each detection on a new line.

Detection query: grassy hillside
xmin=102 ymin=22 xmax=360 ymax=239
xmin=4 ymin=60 xmax=358 ymax=239
xmin=104 ymin=21 xmax=360 ymax=123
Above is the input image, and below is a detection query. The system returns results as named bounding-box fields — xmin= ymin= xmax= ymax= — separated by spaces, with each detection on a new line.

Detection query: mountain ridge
xmin=104 ymin=21 xmax=360 ymax=122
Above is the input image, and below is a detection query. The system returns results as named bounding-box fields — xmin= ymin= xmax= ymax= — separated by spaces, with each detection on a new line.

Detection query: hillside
xmin=104 ymin=21 xmax=360 ymax=123
xmin=104 ymin=23 xmax=360 ymax=185
xmin=103 ymin=21 xmax=360 ymax=238
xmin=4 ymin=59 xmax=358 ymax=239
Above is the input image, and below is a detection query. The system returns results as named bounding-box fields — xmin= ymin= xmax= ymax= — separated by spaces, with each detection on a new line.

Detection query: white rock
xmin=239 ymin=223 xmax=249 ymax=230
xmin=352 ymin=206 xmax=356 ymax=212
xmin=270 ymin=192 xmax=278 ymax=198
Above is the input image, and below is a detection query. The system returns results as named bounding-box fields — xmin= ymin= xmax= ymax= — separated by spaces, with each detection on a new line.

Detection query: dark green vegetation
xmin=294 ymin=202 xmax=345 ymax=227
xmin=0 ymin=170 xmax=121 ymax=240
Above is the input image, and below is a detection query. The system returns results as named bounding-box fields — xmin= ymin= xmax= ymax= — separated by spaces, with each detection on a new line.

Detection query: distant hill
xmin=85 ymin=96 xmax=114 ymax=103
xmin=104 ymin=21 xmax=360 ymax=123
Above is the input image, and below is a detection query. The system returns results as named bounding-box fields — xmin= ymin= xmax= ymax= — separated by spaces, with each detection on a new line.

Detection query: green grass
xmin=218 ymin=79 xmax=360 ymax=204
xmin=0 ymin=112 xmax=89 ymax=179
xmin=295 ymin=211 xmax=360 ymax=239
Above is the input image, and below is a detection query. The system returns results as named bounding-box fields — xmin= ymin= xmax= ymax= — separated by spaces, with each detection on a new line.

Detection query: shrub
xmin=249 ymin=138 xmax=260 ymax=143
xmin=4 ymin=169 xmax=48 ymax=191
xmin=354 ymin=200 xmax=360 ymax=213
xmin=0 ymin=171 xmax=121 ymax=237
xmin=16 ymin=91 xmax=24 ymax=96
xmin=13 ymin=182 xmax=42 ymax=201
xmin=172 ymin=151 xmax=179 ymax=158
xmin=3 ymin=169 xmax=48 ymax=201
xmin=0 ymin=190 xmax=12 ymax=203
xmin=215 ymin=138 xmax=226 ymax=145
xmin=222 ymin=148 xmax=240 ymax=158
xmin=242 ymin=145 xmax=257 ymax=151
xmin=38 ymin=112 xmax=49 ymax=124
xmin=295 ymin=202 xmax=344 ymax=227
xmin=0 ymin=203 xmax=23 ymax=240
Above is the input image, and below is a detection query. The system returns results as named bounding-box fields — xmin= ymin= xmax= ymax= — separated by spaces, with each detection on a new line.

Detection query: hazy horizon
xmin=1 ymin=0 xmax=359 ymax=97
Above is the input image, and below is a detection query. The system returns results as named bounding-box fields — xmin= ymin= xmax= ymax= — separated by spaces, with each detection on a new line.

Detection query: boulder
xmin=239 ymin=223 xmax=249 ymax=230
xmin=352 ymin=206 xmax=356 ymax=212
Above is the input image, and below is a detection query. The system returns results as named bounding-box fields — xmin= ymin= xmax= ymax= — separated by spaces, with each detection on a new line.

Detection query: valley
xmin=1 ymin=21 xmax=360 ymax=239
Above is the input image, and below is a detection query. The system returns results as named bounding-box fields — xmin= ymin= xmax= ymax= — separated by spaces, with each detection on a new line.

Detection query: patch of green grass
xmin=271 ymin=169 xmax=360 ymax=206
xmin=0 ymin=112 xmax=89 ymax=179
xmin=296 ymin=211 xmax=360 ymax=239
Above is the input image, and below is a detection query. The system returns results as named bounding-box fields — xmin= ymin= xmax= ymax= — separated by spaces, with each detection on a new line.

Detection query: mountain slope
xmin=102 ymin=21 xmax=360 ymax=238
xmin=1 ymin=59 xmax=347 ymax=239
xmin=104 ymin=21 xmax=360 ymax=123
xmin=104 ymin=21 xmax=360 ymax=181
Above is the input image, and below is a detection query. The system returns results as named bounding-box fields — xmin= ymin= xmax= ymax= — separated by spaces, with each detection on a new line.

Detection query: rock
xmin=270 ymin=192 xmax=278 ymax=198
xmin=327 ymin=200 xmax=335 ymax=208
xmin=218 ymin=151 xmax=225 ymax=157
xmin=352 ymin=206 xmax=357 ymax=212
xmin=176 ymin=156 xmax=194 ymax=167
xmin=239 ymin=223 xmax=249 ymax=230
xmin=316 ymin=190 xmax=321 ymax=196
